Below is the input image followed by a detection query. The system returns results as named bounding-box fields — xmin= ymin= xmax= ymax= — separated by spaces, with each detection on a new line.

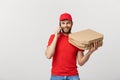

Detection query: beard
xmin=61 ymin=27 xmax=72 ymax=34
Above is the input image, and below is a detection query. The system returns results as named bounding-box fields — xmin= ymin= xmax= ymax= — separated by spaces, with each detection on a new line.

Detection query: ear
xmin=71 ymin=21 xmax=73 ymax=26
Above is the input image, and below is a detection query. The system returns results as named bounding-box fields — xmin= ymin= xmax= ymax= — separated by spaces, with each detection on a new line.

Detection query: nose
xmin=61 ymin=24 xmax=67 ymax=28
xmin=64 ymin=23 xmax=68 ymax=27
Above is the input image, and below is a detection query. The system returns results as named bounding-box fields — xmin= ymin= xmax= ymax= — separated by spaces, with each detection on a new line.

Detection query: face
xmin=60 ymin=20 xmax=73 ymax=34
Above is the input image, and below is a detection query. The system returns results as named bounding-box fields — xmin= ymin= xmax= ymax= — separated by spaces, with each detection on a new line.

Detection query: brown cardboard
xmin=69 ymin=38 xmax=103 ymax=50
xmin=69 ymin=29 xmax=104 ymax=50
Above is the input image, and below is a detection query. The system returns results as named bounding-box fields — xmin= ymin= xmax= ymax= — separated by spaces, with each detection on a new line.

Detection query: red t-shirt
xmin=47 ymin=33 xmax=84 ymax=76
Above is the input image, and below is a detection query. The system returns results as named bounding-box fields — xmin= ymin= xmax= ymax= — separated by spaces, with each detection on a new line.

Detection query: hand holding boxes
xmin=69 ymin=29 xmax=104 ymax=50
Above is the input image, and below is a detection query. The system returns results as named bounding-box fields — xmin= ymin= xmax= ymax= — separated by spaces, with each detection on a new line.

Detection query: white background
xmin=0 ymin=0 xmax=120 ymax=80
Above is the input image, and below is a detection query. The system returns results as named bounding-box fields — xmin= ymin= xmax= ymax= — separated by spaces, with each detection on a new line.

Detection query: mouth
xmin=62 ymin=27 xmax=69 ymax=31
xmin=61 ymin=27 xmax=71 ymax=34
xmin=64 ymin=27 xmax=69 ymax=30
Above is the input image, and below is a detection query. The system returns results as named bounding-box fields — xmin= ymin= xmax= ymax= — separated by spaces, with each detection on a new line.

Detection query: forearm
xmin=78 ymin=51 xmax=92 ymax=66
xmin=45 ymin=35 xmax=58 ymax=59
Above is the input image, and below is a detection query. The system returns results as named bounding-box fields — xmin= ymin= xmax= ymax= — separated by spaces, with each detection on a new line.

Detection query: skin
xmin=45 ymin=20 xmax=99 ymax=66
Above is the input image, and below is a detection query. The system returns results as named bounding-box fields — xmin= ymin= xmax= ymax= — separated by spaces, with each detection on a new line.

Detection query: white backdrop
xmin=0 ymin=0 xmax=120 ymax=80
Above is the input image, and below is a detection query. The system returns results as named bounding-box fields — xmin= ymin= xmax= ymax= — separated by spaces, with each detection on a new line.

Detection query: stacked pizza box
xmin=69 ymin=29 xmax=104 ymax=50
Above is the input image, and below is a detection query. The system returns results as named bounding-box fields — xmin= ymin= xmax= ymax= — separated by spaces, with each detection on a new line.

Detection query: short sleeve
xmin=47 ymin=34 xmax=55 ymax=46
xmin=78 ymin=48 xmax=84 ymax=53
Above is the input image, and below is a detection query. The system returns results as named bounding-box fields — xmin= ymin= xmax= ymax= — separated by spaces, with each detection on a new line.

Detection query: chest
xmin=56 ymin=36 xmax=78 ymax=55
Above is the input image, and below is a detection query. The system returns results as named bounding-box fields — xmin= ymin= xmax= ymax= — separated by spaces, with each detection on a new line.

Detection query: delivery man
xmin=45 ymin=12 xmax=99 ymax=80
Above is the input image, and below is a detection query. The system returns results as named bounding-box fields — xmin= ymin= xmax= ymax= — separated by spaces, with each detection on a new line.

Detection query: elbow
xmin=45 ymin=48 xmax=53 ymax=59
xmin=78 ymin=62 xmax=84 ymax=66
xmin=78 ymin=63 xmax=84 ymax=66
xmin=45 ymin=51 xmax=52 ymax=59
xmin=46 ymin=55 xmax=52 ymax=59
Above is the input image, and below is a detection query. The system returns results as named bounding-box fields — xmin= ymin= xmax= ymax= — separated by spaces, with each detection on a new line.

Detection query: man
xmin=45 ymin=13 xmax=99 ymax=80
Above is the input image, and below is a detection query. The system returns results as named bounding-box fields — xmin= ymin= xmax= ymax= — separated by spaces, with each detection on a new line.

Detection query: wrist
xmin=87 ymin=51 xmax=93 ymax=55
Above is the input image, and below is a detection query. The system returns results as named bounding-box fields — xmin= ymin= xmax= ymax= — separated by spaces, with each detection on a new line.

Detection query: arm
xmin=45 ymin=27 xmax=61 ymax=59
xmin=77 ymin=42 xmax=99 ymax=66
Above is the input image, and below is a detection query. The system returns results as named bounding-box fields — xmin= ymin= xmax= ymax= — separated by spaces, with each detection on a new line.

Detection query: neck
xmin=62 ymin=33 xmax=70 ymax=36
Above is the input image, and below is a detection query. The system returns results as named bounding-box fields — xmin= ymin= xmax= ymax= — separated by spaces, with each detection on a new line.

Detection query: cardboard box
xmin=69 ymin=29 xmax=104 ymax=50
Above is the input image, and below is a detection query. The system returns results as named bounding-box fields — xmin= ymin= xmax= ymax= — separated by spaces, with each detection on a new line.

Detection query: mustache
xmin=61 ymin=26 xmax=69 ymax=29
xmin=61 ymin=27 xmax=71 ymax=34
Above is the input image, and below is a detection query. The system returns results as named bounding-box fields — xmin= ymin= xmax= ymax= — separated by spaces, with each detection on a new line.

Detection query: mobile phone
xmin=59 ymin=26 xmax=63 ymax=33
xmin=59 ymin=23 xmax=62 ymax=33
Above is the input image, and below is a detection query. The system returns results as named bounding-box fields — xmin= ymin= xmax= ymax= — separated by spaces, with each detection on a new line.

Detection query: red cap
xmin=59 ymin=13 xmax=72 ymax=21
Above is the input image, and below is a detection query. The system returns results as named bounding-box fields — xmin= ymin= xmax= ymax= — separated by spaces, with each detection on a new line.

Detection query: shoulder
xmin=49 ymin=34 xmax=55 ymax=38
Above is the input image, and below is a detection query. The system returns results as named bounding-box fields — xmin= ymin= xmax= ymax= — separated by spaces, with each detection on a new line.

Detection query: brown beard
xmin=61 ymin=27 xmax=71 ymax=34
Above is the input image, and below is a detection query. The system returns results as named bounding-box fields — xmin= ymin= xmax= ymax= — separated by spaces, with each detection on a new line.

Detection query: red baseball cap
xmin=59 ymin=13 xmax=72 ymax=21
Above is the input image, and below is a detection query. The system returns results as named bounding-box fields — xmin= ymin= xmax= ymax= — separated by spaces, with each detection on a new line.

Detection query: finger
xmin=57 ymin=27 xmax=61 ymax=33
xmin=93 ymin=43 xmax=95 ymax=50
xmin=91 ymin=43 xmax=94 ymax=48
xmin=95 ymin=41 xmax=97 ymax=47
xmin=90 ymin=43 xmax=94 ymax=51
xmin=93 ymin=42 xmax=96 ymax=48
xmin=92 ymin=42 xmax=96 ymax=50
xmin=95 ymin=41 xmax=98 ymax=49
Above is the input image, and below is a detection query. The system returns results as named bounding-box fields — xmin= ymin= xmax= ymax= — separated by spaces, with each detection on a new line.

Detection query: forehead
xmin=60 ymin=20 xmax=72 ymax=23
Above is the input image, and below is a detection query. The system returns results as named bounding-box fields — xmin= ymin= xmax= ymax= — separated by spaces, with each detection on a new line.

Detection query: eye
xmin=67 ymin=22 xmax=71 ymax=25
xmin=67 ymin=22 xmax=70 ymax=24
xmin=61 ymin=22 xmax=65 ymax=24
